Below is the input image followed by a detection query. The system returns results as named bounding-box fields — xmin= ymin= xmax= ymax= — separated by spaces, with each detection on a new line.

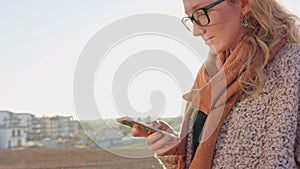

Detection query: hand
xmin=132 ymin=120 xmax=180 ymax=155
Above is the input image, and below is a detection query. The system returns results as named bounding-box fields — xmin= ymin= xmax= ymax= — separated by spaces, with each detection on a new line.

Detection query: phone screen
xmin=117 ymin=116 xmax=157 ymax=133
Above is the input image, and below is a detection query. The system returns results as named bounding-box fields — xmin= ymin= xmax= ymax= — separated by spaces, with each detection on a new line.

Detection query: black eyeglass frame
xmin=181 ymin=0 xmax=224 ymax=31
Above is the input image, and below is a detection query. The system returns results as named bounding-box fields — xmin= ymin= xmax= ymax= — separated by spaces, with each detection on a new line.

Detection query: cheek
xmin=211 ymin=14 xmax=243 ymax=51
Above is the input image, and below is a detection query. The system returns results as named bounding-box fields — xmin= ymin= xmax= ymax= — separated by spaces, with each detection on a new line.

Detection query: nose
xmin=193 ymin=24 xmax=206 ymax=37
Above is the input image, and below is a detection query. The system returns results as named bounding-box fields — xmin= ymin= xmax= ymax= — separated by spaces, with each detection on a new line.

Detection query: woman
xmin=132 ymin=0 xmax=300 ymax=168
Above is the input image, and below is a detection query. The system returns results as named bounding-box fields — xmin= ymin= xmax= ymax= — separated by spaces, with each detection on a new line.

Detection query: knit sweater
xmin=158 ymin=43 xmax=300 ymax=169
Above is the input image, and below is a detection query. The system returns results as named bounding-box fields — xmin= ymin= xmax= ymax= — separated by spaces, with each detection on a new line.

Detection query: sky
xmin=0 ymin=0 xmax=299 ymax=120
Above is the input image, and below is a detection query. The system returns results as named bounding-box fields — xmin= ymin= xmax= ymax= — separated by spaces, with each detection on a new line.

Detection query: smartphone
xmin=116 ymin=116 xmax=178 ymax=139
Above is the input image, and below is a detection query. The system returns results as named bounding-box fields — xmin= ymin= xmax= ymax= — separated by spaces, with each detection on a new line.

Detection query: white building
xmin=0 ymin=111 xmax=27 ymax=149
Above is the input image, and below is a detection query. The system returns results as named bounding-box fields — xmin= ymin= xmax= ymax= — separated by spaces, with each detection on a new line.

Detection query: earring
xmin=241 ymin=15 xmax=249 ymax=27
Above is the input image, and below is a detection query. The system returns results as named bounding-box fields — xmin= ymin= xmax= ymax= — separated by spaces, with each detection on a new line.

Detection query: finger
xmin=149 ymin=134 xmax=172 ymax=151
xmin=146 ymin=132 xmax=162 ymax=145
xmin=131 ymin=124 xmax=149 ymax=137
xmin=155 ymin=140 xmax=181 ymax=155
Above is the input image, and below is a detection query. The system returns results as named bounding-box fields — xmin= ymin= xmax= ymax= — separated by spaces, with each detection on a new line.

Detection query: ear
xmin=240 ymin=0 xmax=250 ymax=15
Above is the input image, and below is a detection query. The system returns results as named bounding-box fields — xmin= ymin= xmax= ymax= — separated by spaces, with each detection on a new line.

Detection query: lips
xmin=203 ymin=37 xmax=214 ymax=44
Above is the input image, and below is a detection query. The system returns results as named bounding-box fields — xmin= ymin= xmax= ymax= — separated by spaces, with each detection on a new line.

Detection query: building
xmin=0 ymin=110 xmax=79 ymax=149
xmin=30 ymin=117 xmax=42 ymax=140
xmin=16 ymin=113 xmax=41 ymax=140
xmin=0 ymin=111 xmax=27 ymax=149
xmin=40 ymin=116 xmax=51 ymax=138
xmin=40 ymin=115 xmax=78 ymax=139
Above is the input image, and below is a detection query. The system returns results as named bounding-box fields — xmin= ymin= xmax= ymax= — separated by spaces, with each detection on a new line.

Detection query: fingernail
xmin=153 ymin=123 xmax=160 ymax=129
xmin=151 ymin=121 xmax=160 ymax=129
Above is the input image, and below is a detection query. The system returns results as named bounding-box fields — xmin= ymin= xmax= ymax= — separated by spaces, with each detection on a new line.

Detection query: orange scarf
xmin=179 ymin=35 xmax=286 ymax=169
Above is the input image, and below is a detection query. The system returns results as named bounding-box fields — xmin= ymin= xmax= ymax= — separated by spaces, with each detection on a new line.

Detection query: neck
xmin=229 ymin=32 xmax=247 ymax=53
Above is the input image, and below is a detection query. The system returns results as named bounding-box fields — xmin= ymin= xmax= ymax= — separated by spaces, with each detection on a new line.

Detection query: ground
xmin=0 ymin=148 xmax=164 ymax=169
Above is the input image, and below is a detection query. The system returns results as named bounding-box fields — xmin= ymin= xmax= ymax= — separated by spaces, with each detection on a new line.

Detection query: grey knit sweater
xmin=158 ymin=43 xmax=300 ymax=169
xmin=212 ymin=43 xmax=300 ymax=168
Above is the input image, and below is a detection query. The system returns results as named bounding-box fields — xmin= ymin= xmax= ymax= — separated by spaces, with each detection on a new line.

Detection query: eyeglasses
xmin=181 ymin=0 xmax=224 ymax=32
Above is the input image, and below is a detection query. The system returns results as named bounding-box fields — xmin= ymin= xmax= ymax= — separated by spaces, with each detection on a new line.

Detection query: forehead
xmin=183 ymin=0 xmax=214 ymax=14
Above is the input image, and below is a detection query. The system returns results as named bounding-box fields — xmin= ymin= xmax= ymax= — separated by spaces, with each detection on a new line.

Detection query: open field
xmin=0 ymin=148 xmax=164 ymax=169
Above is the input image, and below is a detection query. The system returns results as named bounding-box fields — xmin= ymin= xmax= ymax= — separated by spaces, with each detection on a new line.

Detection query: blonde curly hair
xmin=239 ymin=0 xmax=300 ymax=94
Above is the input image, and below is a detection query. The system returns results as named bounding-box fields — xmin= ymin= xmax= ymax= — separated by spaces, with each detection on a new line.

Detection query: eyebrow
xmin=184 ymin=2 xmax=206 ymax=16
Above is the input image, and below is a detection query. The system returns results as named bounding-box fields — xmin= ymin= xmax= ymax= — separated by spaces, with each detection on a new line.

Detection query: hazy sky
xmin=0 ymin=0 xmax=299 ymax=120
